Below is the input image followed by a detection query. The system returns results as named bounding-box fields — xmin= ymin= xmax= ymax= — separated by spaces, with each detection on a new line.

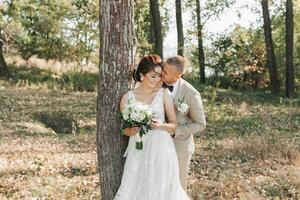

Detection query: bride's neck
xmin=137 ymin=83 xmax=156 ymax=95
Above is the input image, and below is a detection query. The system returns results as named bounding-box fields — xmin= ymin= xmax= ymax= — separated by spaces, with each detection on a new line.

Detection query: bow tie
xmin=163 ymin=83 xmax=174 ymax=92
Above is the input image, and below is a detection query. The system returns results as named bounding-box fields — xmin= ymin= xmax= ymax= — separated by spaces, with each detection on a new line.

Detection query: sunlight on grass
xmin=0 ymin=83 xmax=299 ymax=199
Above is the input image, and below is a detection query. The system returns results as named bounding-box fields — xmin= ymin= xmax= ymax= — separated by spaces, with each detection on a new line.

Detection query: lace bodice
xmin=128 ymin=88 xmax=165 ymax=123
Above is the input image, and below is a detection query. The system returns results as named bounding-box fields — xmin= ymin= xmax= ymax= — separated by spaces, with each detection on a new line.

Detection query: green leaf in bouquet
xmin=121 ymin=121 xmax=133 ymax=129
xmin=136 ymin=141 xmax=143 ymax=150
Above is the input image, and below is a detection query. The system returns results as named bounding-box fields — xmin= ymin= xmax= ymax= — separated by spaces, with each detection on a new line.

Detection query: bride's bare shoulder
xmin=120 ymin=91 xmax=131 ymax=110
xmin=120 ymin=91 xmax=130 ymax=102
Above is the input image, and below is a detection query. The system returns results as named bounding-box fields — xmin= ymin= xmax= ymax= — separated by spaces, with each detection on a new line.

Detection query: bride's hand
xmin=150 ymin=119 xmax=163 ymax=129
xmin=123 ymin=126 xmax=140 ymax=136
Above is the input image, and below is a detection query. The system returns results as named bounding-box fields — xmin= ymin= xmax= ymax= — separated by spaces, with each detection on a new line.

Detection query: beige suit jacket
xmin=173 ymin=78 xmax=206 ymax=154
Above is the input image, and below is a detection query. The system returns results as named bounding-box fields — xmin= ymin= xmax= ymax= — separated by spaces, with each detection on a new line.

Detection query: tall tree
xmin=70 ymin=0 xmax=99 ymax=68
xmin=0 ymin=0 xmax=14 ymax=78
xmin=0 ymin=32 xmax=10 ymax=78
xmin=135 ymin=0 xmax=153 ymax=55
xmin=176 ymin=0 xmax=184 ymax=56
xmin=149 ymin=0 xmax=163 ymax=58
xmin=261 ymin=0 xmax=280 ymax=95
xmin=97 ymin=0 xmax=134 ymax=199
xmin=285 ymin=0 xmax=295 ymax=97
xmin=196 ymin=0 xmax=205 ymax=83
xmin=186 ymin=0 xmax=235 ymax=83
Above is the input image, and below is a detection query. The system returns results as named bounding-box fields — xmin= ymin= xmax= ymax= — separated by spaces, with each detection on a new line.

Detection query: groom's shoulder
xmin=181 ymin=79 xmax=199 ymax=95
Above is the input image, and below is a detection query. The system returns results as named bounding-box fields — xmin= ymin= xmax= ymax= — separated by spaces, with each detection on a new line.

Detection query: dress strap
xmin=127 ymin=91 xmax=135 ymax=101
xmin=159 ymin=88 xmax=164 ymax=101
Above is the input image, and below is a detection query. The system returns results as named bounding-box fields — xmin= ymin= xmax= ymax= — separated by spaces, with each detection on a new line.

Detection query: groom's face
xmin=162 ymin=63 xmax=181 ymax=85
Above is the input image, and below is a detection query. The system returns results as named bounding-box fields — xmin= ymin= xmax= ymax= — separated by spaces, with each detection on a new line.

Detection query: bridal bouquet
xmin=121 ymin=99 xmax=154 ymax=150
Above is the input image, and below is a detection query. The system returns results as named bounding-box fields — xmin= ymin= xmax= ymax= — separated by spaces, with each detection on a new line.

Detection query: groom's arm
xmin=174 ymin=92 xmax=206 ymax=138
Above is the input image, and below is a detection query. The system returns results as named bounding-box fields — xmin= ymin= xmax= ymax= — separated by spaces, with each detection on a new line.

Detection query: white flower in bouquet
xmin=122 ymin=107 xmax=130 ymax=120
xmin=130 ymin=102 xmax=149 ymax=122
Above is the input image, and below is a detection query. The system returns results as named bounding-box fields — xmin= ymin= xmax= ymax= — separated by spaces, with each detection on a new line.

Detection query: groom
xmin=162 ymin=56 xmax=206 ymax=191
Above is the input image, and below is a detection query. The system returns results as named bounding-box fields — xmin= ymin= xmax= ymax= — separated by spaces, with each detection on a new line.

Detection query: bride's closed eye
xmin=151 ymin=73 xmax=161 ymax=78
xmin=151 ymin=76 xmax=161 ymax=79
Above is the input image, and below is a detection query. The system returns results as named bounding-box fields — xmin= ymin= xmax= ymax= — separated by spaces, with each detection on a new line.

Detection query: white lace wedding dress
xmin=114 ymin=88 xmax=190 ymax=200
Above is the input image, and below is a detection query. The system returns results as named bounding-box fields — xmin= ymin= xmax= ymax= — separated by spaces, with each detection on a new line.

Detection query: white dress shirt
xmin=166 ymin=80 xmax=179 ymax=100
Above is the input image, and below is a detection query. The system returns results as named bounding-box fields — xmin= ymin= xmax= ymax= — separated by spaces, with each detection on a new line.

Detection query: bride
xmin=114 ymin=54 xmax=190 ymax=200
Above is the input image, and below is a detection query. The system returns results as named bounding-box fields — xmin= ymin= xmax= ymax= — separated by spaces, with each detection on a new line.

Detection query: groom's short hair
xmin=165 ymin=56 xmax=188 ymax=74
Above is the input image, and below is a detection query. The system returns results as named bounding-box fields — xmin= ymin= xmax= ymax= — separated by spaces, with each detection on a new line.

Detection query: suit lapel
xmin=174 ymin=78 xmax=183 ymax=103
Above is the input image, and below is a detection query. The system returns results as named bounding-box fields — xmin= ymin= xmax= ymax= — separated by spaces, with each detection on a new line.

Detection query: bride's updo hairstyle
xmin=132 ymin=54 xmax=163 ymax=82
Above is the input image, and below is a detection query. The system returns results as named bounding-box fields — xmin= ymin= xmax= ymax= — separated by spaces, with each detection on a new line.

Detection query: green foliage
xmin=61 ymin=166 xmax=89 ymax=177
xmin=33 ymin=111 xmax=78 ymax=134
xmin=186 ymin=0 xmax=298 ymax=93
xmin=272 ymin=0 xmax=300 ymax=86
xmin=205 ymin=27 xmax=268 ymax=89
xmin=205 ymin=76 xmax=237 ymax=89
xmin=1 ymin=0 xmax=99 ymax=67
xmin=263 ymin=179 xmax=296 ymax=199
xmin=135 ymin=0 xmax=169 ymax=56
xmin=67 ymin=0 xmax=99 ymax=66
xmin=9 ymin=66 xmax=54 ymax=83
xmin=61 ymin=71 xmax=98 ymax=92
xmin=135 ymin=1 xmax=153 ymax=55
xmin=184 ymin=0 xmax=236 ymax=51
xmin=8 ymin=65 xmax=98 ymax=92
xmin=184 ymin=0 xmax=236 ymax=24
xmin=0 ymin=95 xmax=9 ymax=109
xmin=16 ymin=0 xmax=72 ymax=60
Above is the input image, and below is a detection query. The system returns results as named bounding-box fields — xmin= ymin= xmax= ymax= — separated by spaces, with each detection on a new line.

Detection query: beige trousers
xmin=175 ymin=150 xmax=193 ymax=191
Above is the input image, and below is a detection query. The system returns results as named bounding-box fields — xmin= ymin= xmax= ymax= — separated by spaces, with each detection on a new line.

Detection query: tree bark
xmin=261 ymin=0 xmax=279 ymax=95
xmin=285 ymin=0 xmax=295 ymax=98
xmin=176 ymin=0 xmax=184 ymax=56
xmin=97 ymin=0 xmax=135 ymax=199
xmin=0 ymin=41 xmax=10 ymax=78
xmin=196 ymin=0 xmax=205 ymax=83
xmin=149 ymin=0 xmax=163 ymax=58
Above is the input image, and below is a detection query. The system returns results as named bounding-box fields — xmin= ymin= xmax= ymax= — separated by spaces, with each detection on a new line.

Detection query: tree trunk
xmin=97 ymin=0 xmax=134 ymax=199
xmin=176 ymin=0 xmax=184 ymax=56
xmin=0 ymin=42 xmax=10 ymax=78
xmin=0 ymin=0 xmax=13 ymax=78
xmin=196 ymin=0 xmax=205 ymax=83
xmin=149 ymin=0 xmax=163 ymax=58
xmin=261 ymin=0 xmax=279 ymax=95
xmin=285 ymin=0 xmax=295 ymax=98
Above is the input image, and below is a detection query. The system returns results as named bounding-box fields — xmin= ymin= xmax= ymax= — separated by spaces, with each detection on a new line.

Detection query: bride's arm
xmin=150 ymin=89 xmax=177 ymax=133
xmin=120 ymin=92 xmax=140 ymax=136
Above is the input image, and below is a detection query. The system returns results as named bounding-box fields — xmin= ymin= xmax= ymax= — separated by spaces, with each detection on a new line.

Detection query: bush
xmin=205 ymin=76 xmax=236 ymax=89
xmin=9 ymin=66 xmax=54 ymax=84
xmin=33 ymin=111 xmax=78 ymax=134
xmin=62 ymin=72 xmax=98 ymax=92
xmin=7 ymin=65 xmax=98 ymax=92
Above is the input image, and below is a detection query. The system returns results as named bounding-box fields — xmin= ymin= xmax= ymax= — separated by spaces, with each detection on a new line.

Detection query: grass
xmin=6 ymin=65 xmax=98 ymax=92
xmin=0 ymin=78 xmax=300 ymax=199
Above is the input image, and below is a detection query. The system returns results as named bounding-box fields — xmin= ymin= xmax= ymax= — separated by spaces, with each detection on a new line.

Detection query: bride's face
xmin=141 ymin=66 xmax=162 ymax=88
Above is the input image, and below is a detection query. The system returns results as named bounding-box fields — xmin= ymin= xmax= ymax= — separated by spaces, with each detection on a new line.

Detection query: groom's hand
xmin=123 ymin=126 xmax=140 ymax=136
xmin=150 ymin=119 xmax=162 ymax=129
